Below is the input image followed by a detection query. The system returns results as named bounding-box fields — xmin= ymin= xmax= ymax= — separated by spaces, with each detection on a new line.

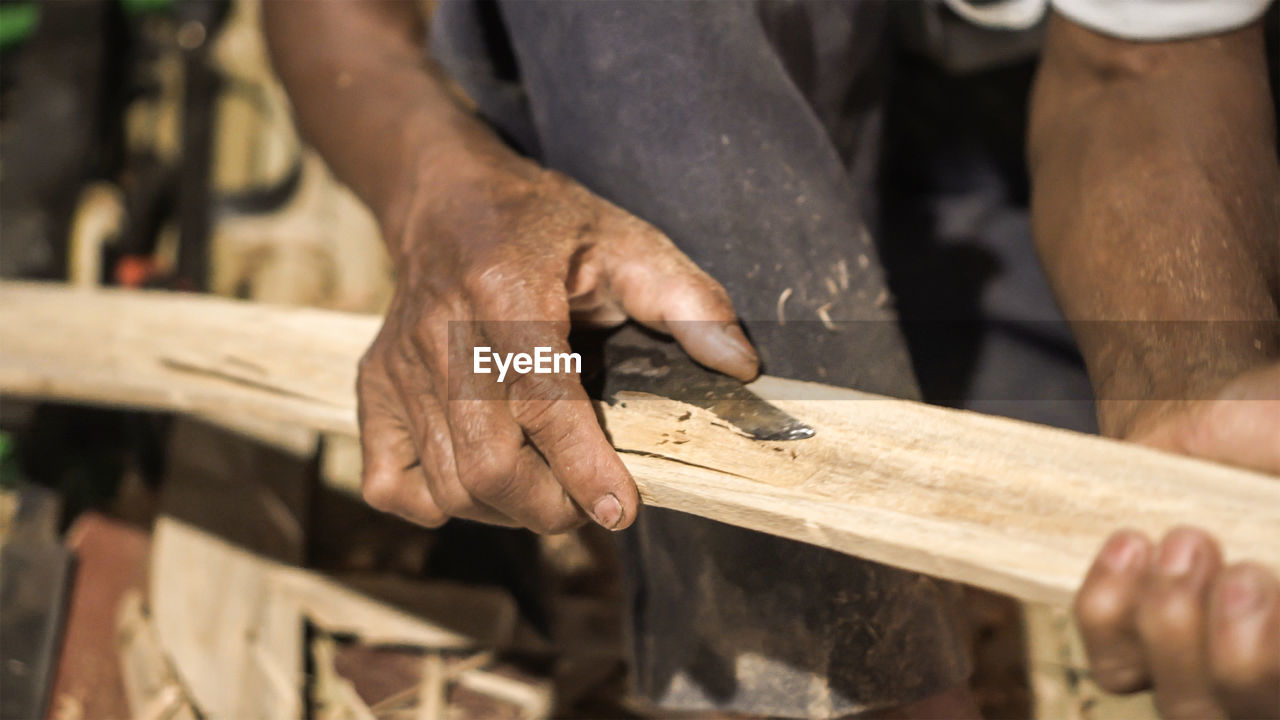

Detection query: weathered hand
xmin=1076 ymin=363 xmax=1280 ymax=719
xmin=357 ymin=157 xmax=757 ymax=533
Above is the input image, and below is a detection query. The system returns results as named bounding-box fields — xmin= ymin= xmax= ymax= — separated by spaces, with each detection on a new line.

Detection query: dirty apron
xmin=431 ymin=1 xmax=976 ymax=715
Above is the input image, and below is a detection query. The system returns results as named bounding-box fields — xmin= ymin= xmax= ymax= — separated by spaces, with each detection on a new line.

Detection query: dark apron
xmin=430 ymin=1 xmax=982 ymax=714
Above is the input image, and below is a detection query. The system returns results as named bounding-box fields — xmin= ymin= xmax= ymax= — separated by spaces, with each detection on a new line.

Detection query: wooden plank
xmin=149 ymin=516 xmax=517 ymax=718
xmin=0 ymin=282 xmax=365 ymax=435
xmin=116 ymin=590 xmax=200 ymax=720
xmin=3 ymin=281 xmax=1278 ymax=605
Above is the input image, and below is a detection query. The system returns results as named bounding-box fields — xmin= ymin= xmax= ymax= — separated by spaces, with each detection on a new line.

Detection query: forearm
xmin=1029 ymin=14 xmax=1280 ymax=436
xmin=262 ymin=0 xmax=524 ymax=260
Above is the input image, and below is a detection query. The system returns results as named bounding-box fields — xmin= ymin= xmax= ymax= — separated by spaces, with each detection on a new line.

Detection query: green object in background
xmin=0 ymin=0 xmax=174 ymax=52
xmin=0 ymin=2 xmax=38 ymax=51
xmin=0 ymin=432 xmax=18 ymax=490
xmin=121 ymin=0 xmax=175 ymax=16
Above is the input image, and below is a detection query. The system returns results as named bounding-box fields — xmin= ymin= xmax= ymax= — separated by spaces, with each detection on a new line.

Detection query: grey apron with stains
xmin=431 ymin=1 xmax=972 ymax=715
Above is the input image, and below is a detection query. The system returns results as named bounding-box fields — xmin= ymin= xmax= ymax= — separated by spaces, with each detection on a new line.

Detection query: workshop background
xmin=1 ymin=1 xmax=1277 ymax=719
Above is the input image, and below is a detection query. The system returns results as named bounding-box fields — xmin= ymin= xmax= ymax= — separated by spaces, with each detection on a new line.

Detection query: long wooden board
xmin=3 ymin=281 xmax=1278 ymax=604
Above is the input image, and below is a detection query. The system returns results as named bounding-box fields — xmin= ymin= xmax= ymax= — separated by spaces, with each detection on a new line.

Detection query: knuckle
xmin=457 ymin=442 xmax=522 ymax=502
xmin=1074 ymin=583 xmax=1129 ymax=631
xmin=361 ymin=475 xmax=400 ymax=514
xmin=461 ymin=262 xmax=515 ymax=302
xmin=467 ymin=466 xmax=523 ymax=506
xmin=429 ymin=485 xmax=471 ymax=518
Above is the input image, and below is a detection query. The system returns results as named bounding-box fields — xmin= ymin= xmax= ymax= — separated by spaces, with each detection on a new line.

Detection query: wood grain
xmin=3 ymin=281 xmax=1278 ymax=605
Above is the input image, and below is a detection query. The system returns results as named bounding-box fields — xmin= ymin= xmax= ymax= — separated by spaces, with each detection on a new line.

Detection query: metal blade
xmin=578 ymin=324 xmax=814 ymax=441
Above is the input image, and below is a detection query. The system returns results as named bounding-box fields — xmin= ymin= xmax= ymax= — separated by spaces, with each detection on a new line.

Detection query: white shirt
xmin=944 ymin=0 xmax=1273 ymax=40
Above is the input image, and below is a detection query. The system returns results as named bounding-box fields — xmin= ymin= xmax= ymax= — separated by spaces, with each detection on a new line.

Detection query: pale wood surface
xmin=116 ymin=591 xmax=200 ymax=720
xmin=4 ymin=282 xmax=1278 ymax=605
xmin=1023 ymin=601 xmax=1159 ymax=720
xmin=149 ymin=516 xmax=516 ymax=718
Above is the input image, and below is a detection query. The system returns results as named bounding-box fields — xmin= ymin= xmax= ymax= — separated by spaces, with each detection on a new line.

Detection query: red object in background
xmin=113 ymin=256 xmax=160 ymax=288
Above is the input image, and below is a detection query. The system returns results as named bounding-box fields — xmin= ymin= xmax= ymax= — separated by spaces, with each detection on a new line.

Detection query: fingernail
xmin=592 ymin=493 xmax=623 ymax=530
xmin=1157 ymin=532 xmax=1198 ymax=576
xmin=1103 ymin=535 xmax=1146 ymax=572
xmin=1221 ymin=571 xmax=1266 ymax=618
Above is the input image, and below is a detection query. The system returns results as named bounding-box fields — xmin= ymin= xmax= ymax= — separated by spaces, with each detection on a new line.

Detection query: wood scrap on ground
xmin=2 ymin=282 xmax=1279 ymax=605
xmin=115 ymin=590 xmax=199 ymax=720
xmin=148 ymin=516 xmax=519 ymax=718
xmin=311 ymin=632 xmax=379 ymax=720
xmin=322 ymin=641 xmax=552 ymax=720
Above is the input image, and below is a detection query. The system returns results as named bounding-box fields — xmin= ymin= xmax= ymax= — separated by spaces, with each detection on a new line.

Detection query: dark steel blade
xmin=577 ymin=324 xmax=814 ymax=441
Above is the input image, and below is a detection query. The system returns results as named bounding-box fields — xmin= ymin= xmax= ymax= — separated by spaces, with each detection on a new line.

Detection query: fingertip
xmin=590 ymin=492 xmax=625 ymax=530
xmin=1212 ymin=563 xmax=1276 ymax=626
xmin=719 ymin=323 xmax=760 ymax=381
xmin=1207 ymin=564 xmax=1280 ymax=716
xmin=598 ymin=496 xmax=639 ymax=531
xmin=1153 ymin=526 xmax=1220 ymax=578
xmin=1160 ymin=525 xmax=1220 ymax=555
xmin=670 ymin=320 xmax=759 ymax=382
xmin=590 ymin=456 xmax=641 ymax=531
xmin=1096 ymin=529 xmax=1152 ymax=576
xmin=511 ymin=384 xmax=641 ymax=532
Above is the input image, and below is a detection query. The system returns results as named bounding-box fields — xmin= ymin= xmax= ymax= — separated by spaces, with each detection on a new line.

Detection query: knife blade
xmin=575 ymin=324 xmax=814 ymax=441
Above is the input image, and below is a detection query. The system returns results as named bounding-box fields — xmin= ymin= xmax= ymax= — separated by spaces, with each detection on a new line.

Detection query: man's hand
xmin=263 ymin=0 xmax=757 ymax=534
xmin=1076 ymin=364 xmax=1280 ymax=719
xmin=1028 ymin=12 xmax=1280 ymax=716
xmin=357 ymin=155 xmax=758 ymax=533
xmin=1077 ymin=528 xmax=1279 ymax=720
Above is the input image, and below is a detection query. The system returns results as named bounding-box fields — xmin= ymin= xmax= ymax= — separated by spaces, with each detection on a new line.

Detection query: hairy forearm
xmin=1029 ymin=15 xmax=1280 ymax=436
xmin=262 ymin=0 xmax=522 ymax=259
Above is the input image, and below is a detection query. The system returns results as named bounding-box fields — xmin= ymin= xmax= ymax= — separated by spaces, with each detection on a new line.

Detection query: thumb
xmin=604 ymin=225 xmax=758 ymax=381
xmin=1134 ymin=365 xmax=1280 ymax=475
